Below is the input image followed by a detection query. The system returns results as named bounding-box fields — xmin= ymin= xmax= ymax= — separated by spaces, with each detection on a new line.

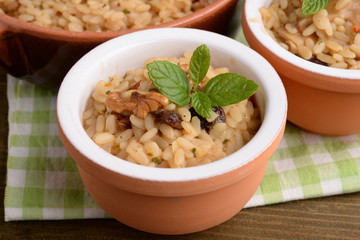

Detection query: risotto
xmin=82 ymin=51 xmax=261 ymax=168
xmin=260 ymin=0 xmax=360 ymax=69
xmin=0 ymin=0 xmax=213 ymax=32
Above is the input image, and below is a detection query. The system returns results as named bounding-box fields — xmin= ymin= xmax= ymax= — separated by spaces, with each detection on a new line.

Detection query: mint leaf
xmin=189 ymin=44 xmax=210 ymax=86
xmin=202 ymin=73 xmax=259 ymax=107
xmin=147 ymin=61 xmax=191 ymax=106
xmin=191 ymin=92 xmax=212 ymax=118
xmin=302 ymin=0 xmax=330 ymax=15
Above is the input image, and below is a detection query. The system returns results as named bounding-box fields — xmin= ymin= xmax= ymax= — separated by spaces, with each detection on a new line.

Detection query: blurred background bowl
xmin=0 ymin=0 xmax=238 ymax=90
xmin=57 ymin=28 xmax=287 ymax=235
xmin=242 ymin=0 xmax=360 ymax=136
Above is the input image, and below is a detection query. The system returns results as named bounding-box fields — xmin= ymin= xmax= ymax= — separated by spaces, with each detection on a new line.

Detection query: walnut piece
xmin=105 ymin=91 xmax=169 ymax=119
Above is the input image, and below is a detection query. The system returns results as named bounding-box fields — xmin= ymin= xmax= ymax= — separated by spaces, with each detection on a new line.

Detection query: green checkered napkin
xmin=5 ymin=75 xmax=360 ymax=221
xmin=5 ymin=77 xmax=108 ymax=220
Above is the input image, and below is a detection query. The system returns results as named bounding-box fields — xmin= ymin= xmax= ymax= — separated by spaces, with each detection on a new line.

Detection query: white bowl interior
xmin=57 ymin=28 xmax=287 ymax=182
xmin=244 ymin=0 xmax=360 ymax=79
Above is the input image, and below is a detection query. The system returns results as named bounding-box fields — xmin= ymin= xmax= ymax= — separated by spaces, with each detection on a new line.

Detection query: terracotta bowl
xmin=242 ymin=0 xmax=360 ymax=136
xmin=0 ymin=0 xmax=238 ymax=90
xmin=57 ymin=28 xmax=287 ymax=235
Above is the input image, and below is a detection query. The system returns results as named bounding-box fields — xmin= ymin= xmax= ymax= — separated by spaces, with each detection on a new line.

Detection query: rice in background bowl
xmin=57 ymin=28 xmax=287 ymax=234
xmin=258 ymin=0 xmax=360 ymax=69
xmin=0 ymin=0 xmax=214 ymax=32
xmin=242 ymin=0 xmax=360 ymax=136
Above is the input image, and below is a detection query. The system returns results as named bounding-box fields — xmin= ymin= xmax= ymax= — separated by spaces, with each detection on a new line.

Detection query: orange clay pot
xmin=56 ymin=28 xmax=287 ymax=234
xmin=242 ymin=0 xmax=360 ymax=136
xmin=0 ymin=0 xmax=238 ymax=90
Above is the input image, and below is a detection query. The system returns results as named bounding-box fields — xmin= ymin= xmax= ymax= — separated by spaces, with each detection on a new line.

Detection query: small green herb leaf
xmin=191 ymin=148 xmax=197 ymax=157
xmin=189 ymin=44 xmax=210 ymax=86
xmin=147 ymin=61 xmax=191 ymax=106
xmin=151 ymin=157 xmax=162 ymax=165
xmin=106 ymin=90 xmax=111 ymax=95
xmin=202 ymin=73 xmax=259 ymax=107
xmin=123 ymin=9 xmax=131 ymax=14
xmin=302 ymin=0 xmax=330 ymax=15
xmin=191 ymin=92 xmax=212 ymax=118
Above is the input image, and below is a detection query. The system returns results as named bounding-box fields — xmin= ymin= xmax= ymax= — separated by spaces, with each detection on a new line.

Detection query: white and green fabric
xmin=4 ymin=0 xmax=360 ymax=220
xmin=5 ymin=77 xmax=109 ymax=220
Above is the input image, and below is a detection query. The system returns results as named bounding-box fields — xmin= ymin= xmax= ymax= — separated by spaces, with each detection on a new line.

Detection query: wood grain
xmin=0 ymin=73 xmax=359 ymax=239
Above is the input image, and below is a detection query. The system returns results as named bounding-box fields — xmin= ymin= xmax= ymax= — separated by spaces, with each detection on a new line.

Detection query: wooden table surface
xmin=0 ymin=68 xmax=359 ymax=240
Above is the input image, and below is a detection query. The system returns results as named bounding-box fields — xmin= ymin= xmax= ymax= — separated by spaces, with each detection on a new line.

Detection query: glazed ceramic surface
xmin=0 ymin=0 xmax=238 ymax=90
xmin=242 ymin=0 xmax=360 ymax=136
xmin=57 ymin=28 xmax=287 ymax=234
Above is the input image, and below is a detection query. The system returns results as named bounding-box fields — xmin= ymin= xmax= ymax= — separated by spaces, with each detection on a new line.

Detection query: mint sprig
xmin=146 ymin=44 xmax=259 ymax=118
xmin=302 ymin=0 xmax=330 ymax=15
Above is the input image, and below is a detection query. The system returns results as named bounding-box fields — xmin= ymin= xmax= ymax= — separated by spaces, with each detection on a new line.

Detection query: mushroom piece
xmin=106 ymin=91 xmax=169 ymax=119
xmin=154 ymin=110 xmax=184 ymax=130
xmin=113 ymin=113 xmax=131 ymax=131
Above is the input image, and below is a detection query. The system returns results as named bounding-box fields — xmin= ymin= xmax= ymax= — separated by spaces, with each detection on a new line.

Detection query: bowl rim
xmin=0 ymin=0 xmax=235 ymax=41
xmin=243 ymin=0 xmax=360 ymax=80
xmin=57 ymin=27 xmax=287 ymax=182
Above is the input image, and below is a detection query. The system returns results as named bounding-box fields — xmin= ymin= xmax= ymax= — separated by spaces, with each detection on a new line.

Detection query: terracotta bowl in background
xmin=242 ymin=0 xmax=360 ymax=136
xmin=0 ymin=0 xmax=238 ymax=90
xmin=56 ymin=28 xmax=287 ymax=234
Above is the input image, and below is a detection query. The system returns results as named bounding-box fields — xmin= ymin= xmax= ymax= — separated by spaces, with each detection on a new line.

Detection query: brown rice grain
xmin=95 ymin=115 xmax=105 ymax=132
xmin=144 ymin=141 xmax=161 ymax=157
xmin=317 ymin=52 xmax=337 ymax=64
xmin=350 ymin=44 xmax=360 ymax=57
xmin=303 ymin=23 xmax=317 ymax=36
xmin=132 ymin=126 xmax=144 ymax=140
xmin=118 ymin=129 xmax=134 ymax=142
xmin=174 ymin=148 xmax=185 ymax=167
xmin=299 ymin=46 xmax=312 ymax=59
xmin=85 ymin=116 xmax=96 ymax=127
xmin=181 ymin=121 xmax=199 ymax=137
xmin=130 ymin=114 xmax=146 ymax=130
xmin=159 ymin=124 xmax=175 ymax=139
xmin=335 ymin=0 xmax=352 ymax=10
xmin=210 ymin=123 xmax=226 ymax=139
xmin=191 ymin=116 xmax=201 ymax=134
xmin=105 ymin=115 xmax=117 ymax=134
xmin=85 ymin=125 xmax=96 ymax=138
xmin=333 ymin=53 xmax=344 ymax=62
xmin=345 ymin=58 xmax=357 ymax=66
xmin=176 ymin=137 xmax=195 ymax=150
xmin=305 ymin=37 xmax=315 ymax=50
xmin=326 ymin=40 xmax=343 ymax=52
xmin=144 ymin=114 xmax=155 ymax=131
xmin=313 ymin=40 xmax=326 ymax=54
xmin=178 ymin=107 xmax=191 ymax=122
xmin=139 ymin=128 xmax=158 ymax=142
xmin=94 ymin=132 xmax=114 ymax=145
xmin=126 ymin=143 xmax=149 ymax=166
xmin=333 ymin=31 xmax=350 ymax=42
xmin=340 ymin=49 xmax=356 ymax=58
